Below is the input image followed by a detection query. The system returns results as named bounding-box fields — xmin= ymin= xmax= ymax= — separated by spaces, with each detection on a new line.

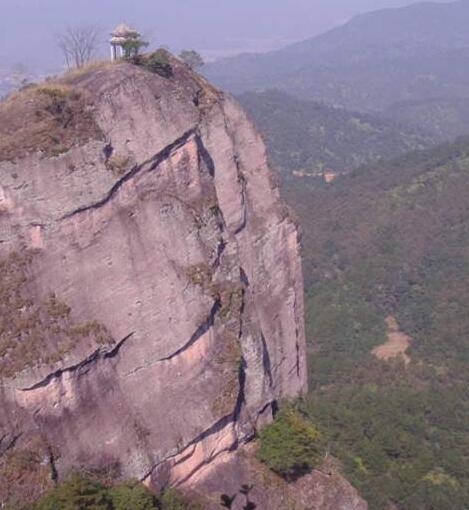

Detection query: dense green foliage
xmin=281 ymin=137 xmax=469 ymax=509
xmin=134 ymin=50 xmax=173 ymax=78
xmin=256 ymin=406 xmax=323 ymax=480
xmin=121 ymin=39 xmax=149 ymax=60
xmin=158 ymin=489 xmax=201 ymax=510
xmin=30 ymin=473 xmax=199 ymax=510
xmin=238 ymin=90 xmax=432 ymax=180
xmin=303 ymin=387 xmax=469 ymax=510
xmin=385 ymin=96 xmax=469 ymax=142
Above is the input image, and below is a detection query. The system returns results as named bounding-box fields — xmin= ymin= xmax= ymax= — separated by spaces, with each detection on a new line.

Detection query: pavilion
xmin=110 ymin=23 xmax=141 ymax=61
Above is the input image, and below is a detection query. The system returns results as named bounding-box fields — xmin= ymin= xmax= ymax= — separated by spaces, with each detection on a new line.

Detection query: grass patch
xmin=0 ymin=437 xmax=54 ymax=510
xmin=0 ymin=251 xmax=113 ymax=378
xmin=106 ymin=153 xmax=132 ymax=176
xmin=0 ymin=82 xmax=103 ymax=162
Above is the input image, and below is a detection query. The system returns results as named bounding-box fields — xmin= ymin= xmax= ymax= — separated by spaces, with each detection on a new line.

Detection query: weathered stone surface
xmin=0 ymin=58 xmax=306 ymax=503
xmin=188 ymin=447 xmax=368 ymax=510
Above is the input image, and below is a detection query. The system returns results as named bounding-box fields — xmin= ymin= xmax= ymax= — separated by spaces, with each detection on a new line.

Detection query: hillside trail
xmin=372 ymin=316 xmax=411 ymax=365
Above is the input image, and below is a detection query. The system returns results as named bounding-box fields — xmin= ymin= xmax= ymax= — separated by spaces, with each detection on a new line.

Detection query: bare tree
xmin=57 ymin=26 xmax=101 ymax=69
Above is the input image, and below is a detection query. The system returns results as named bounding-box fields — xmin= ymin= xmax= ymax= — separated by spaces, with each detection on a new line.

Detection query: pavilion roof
xmin=111 ymin=23 xmax=139 ymax=37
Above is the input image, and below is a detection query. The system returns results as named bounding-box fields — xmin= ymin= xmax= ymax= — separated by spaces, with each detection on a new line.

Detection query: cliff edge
xmin=0 ymin=55 xmax=306 ymax=504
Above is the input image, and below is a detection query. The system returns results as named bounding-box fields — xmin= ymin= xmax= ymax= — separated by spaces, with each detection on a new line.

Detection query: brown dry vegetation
xmin=372 ymin=316 xmax=411 ymax=365
xmin=0 ymin=251 xmax=113 ymax=378
xmin=0 ymin=83 xmax=103 ymax=162
xmin=0 ymin=438 xmax=55 ymax=510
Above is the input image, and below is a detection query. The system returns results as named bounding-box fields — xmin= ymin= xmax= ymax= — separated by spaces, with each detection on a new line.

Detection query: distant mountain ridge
xmin=205 ymin=0 xmax=469 ymax=116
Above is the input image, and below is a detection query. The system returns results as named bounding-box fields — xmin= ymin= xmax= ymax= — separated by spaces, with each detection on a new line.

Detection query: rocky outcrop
xmin=0 ymin=56 xmax=306 ymax=504
xmin=189 ymin=447 xmax=368 ymax=510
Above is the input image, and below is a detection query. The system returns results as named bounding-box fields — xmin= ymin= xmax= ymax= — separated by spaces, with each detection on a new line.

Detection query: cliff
xmin=0 ymin=55 xmax=307 ymax=504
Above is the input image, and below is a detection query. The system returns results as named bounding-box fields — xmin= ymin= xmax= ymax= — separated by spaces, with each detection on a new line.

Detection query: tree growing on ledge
xmin=179 ymin=50 xmax=204 ymax=70
xmin=256 ymin=405 xmax=324 ymax=481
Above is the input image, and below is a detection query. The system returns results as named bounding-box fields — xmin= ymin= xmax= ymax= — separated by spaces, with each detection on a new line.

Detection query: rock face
xmin=192 ymin=448 xmax=368 ymax=510
xmin=0 ymin=58 xmax=306 ymax=503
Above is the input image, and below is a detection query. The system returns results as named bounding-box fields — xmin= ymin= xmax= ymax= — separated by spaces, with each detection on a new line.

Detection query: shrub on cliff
xmin=256 ymin=406 xmax=324 ymax=480
xmin=31 ymin=474 xmax=157 ymax=510
xmin=30 ymin=473 xmax=202 ymax=510
xmin=178 ymin=50 xmax=204 ymax=70
xmin=135 ymin=51 xmax=173 ymax=79
xmin=159 ymin=488 xmax=201 ymax=510
xmin=121 ymin=38 xmax=149 ymax=61
xmin=108 ymin=481 xmax=157 ymax=510
xmin=32 ymin=472 xmax=112 ymax=510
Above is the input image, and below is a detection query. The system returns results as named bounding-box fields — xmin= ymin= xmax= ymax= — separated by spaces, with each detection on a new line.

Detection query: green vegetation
xmin=158 ymin=488 xmax=201 ymax=510
xmin=385 ymin=97 xmax=469 ymax=142
xmin=134 ymin=50 xmax=173 ymax=79
xmin=280 ymin=136 xmax=469 ymax=509
xmin=105 ymin=153 xmax=132 ymax=176
xmin=0 ymin=252 xmax=113 ymax=378
xmin=30 ymin=473 xmax=200 ymax=510
xmin=122 ymin=38 xmax=149 ymax=61
xmin=238 ymin=90 xmax=432 ymax=181
xmin=303 ymin=386 xmax=469 ymax=509
xmin=257 ymin=406 xmax=323 ymax=480
xmin=178 ymin=50 xmax=204 ymax=71
xmin=0 ymin=445 xmax=54 ymax=510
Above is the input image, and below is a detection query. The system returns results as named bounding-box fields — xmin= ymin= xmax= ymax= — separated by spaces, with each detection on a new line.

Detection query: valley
xmin=238 ymin=90 xmax=433 ymax=181
xmin=282 ymin=135 xmax=469 ymax=509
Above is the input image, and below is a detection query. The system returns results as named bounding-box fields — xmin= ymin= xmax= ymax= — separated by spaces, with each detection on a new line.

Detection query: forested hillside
xmin=282 ymin=137 xmax=469 ymax=509
xmin=238 ymin=90 xmax=433 ymax=179
xmin=384 ymin=96 xmax=469 ymax=141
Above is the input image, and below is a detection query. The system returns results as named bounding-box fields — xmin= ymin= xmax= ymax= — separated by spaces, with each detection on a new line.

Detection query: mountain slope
xmin=205 ymin=0 xmax=469 ymax=114
xmin=238 ymin=90 xmax=433 ymax=179
xmin=282 ymin=137 xmax=469 ymax=509
xmin=384 ymin=95 xmax=469 ymax=140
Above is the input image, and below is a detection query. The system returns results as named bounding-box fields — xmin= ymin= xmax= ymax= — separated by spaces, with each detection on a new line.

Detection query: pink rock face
xmin=190 ymin=449 xmax=368 ymax=510
xmin=0 ymin=61 xmax=306 ymax=497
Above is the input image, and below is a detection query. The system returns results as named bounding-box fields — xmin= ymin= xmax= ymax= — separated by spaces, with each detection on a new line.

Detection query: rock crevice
xmin=61 ymin=128 xmax=198 ymax=220
xmin=19 ymin=333 xmax=134 ymax=392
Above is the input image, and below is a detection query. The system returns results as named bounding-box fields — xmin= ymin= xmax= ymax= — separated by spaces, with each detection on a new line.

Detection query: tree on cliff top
xmin=30 ymin=473 xmax=204 ymax=510
xmin=121 ymin=38 xmax=149 ymax=61
xmin=179 ymin=50 xmax=204 ymax=70
xmin=57 ymin=26 xmax=101 ymax=69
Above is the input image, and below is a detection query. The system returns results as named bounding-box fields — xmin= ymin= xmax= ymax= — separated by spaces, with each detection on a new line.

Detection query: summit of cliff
xmin=0 ymin=51 xmax=217 ymax=163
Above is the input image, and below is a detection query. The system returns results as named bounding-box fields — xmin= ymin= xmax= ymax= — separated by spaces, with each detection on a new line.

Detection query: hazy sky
xmin=0 ymin=0 xmax=454 ymax=72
